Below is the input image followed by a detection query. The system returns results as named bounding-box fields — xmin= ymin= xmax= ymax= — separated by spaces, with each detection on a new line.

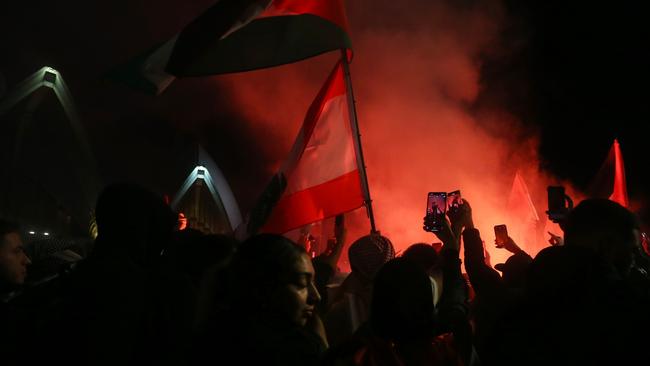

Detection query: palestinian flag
xmin=110 ymin=0 xmax=352 ymax=94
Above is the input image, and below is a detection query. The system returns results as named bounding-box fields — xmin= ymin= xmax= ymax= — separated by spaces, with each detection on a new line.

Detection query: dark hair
xmin=228 ymin=234 xmax=306 ymax=309
xmin=95 ymin=183 xmax=176 ymax=238
xmin=401 ymin=243 xmax=439 ymax=272
xmin=168 ymin=231 xmax=238 ymax=284
xmin=495 ymin=253 xmax=532 ymax=289
xmin=0 ymin=219 xmax=20 ymax=245
xmin=371 ymin=257 xmax=436 ymax=343
xmin=94 ymin=183 xmax=176 ymax=265
xmin=564 ymin=199 xmax=640 ymax=274
xmin=526 ymin=245 xmax=614 ymax=304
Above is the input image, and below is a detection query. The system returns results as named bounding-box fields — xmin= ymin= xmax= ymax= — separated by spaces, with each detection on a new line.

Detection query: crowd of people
xmin=2 ymin=182 xmax=650 ymax=365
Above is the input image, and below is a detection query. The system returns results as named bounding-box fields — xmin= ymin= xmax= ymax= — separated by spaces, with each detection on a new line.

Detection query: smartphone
xmin=447 ymin=190 xmax=461 ymax=213
xmin=425 ymin=192 xmax=447 ymax=232
xmin=494 ymin=224 xmax=508 ymax=246
xmin=547 ymin=186 xmax=569 ymax=221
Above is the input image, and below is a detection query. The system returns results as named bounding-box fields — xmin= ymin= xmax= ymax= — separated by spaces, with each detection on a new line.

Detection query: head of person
xmin=401 ymin=243 xmax=439 ymax=275
xmin=525 ymin=245 xmax=614 ymax=307
xmin=168 ymin=231 xmax=238 ymax=285
xmin=348 ymin=234 xmax=395 ymax=283
xmin=371 ymin=257 xmax=437 ymax=343
xmin=495 ymin=254 xmax=532 ymax=289
xmin=94 ymin=182 xmax=176 ymax=266
xmin=563 ymin=199 xmax=640 ymax=276
xmin=229 ymin=234 xmax=320 ymax=327
xmin=0 ymin=219 xmax=31 ymax=288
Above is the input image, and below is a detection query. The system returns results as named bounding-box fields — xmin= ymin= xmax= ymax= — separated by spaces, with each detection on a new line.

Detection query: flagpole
xmin=340 ymin=49 xmax=378 ymax=234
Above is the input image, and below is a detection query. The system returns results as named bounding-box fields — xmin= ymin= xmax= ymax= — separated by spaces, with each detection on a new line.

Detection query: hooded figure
xmin=324 ymin=234 xmax=394 ymax=346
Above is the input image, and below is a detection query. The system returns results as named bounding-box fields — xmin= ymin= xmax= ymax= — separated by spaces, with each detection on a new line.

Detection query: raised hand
xmin=318 ymin=214 xmax=346 ymax=270
xmin=448 ymin=198 xmax=474 ymax=236
xmin=548 ymin=231 xmax=564 ymax=246
xmin=424 ymin=214 xmax=459 ymax=251
xmin=495 ymin=236 xmax=524 ymax=254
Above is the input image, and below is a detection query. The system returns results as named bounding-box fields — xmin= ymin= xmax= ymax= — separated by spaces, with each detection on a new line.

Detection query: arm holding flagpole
xmin=340 ymin=49 xmax=378 ymax=234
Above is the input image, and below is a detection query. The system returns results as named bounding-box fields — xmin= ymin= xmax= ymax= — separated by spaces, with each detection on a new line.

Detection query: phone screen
xmin=427 ymin=192 xmax=447 ymax=215
xmin=494 ymin=224 xmax=508 ymax=245
xmin=426 ymin=192 xmax=447 ymax=232
xmin=447 ymin=190 xmax=461 ymax=212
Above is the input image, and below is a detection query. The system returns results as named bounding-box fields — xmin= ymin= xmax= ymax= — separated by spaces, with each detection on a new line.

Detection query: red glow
xmin=609 ymin=139 xmax=629 ymax=207
xmin=178 ymin=212 xmax=188 ymax=231
xmin=589 ymin=139 xmax=629 ymax=208
xmin=262 ymin=0 xmax=349 ymax=31
xmin=215 ymin=2 xmax=587 ymax=267
xmin=506 ymin=172 xmax=541 ymax=255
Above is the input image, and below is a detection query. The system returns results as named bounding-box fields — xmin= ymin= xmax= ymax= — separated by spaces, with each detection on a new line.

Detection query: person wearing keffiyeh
xmin=324 ymin=234 xmax=395 ymax=346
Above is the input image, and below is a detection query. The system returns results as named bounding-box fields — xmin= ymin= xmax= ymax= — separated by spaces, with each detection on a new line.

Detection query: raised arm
xmin=423 ymin=200 xmax=470 ymax=252
xmin=463 ymin=228 xmax=503 ymax=297
xmin=319 ymin=215 xmax=346 ymax=271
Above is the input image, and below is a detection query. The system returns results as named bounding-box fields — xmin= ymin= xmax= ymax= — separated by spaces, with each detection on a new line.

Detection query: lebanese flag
xmin=587 ymin=139 xmax=629 ymax=207
xmin=506 ymin=171 xmax=541 ymax=254
xmin=260 ymin=60 xmax=364 ymax=234
xmin=110 ymin=0 xmax=352 ymax=95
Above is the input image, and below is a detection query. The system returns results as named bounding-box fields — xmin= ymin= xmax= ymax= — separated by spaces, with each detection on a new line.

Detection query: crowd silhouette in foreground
xmin=2 ymin=182 xmax=650 ymax=365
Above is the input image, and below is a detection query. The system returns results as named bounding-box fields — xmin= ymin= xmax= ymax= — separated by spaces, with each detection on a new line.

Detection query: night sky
xmin=486 ymin=1 xmax=650 ymax=194
xmin=2 ymin=0 xmax=650 ymax=230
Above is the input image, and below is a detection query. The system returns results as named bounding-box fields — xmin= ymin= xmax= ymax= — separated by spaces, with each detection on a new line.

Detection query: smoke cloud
xmin=203 ymin=0 xmax=582 ymax=267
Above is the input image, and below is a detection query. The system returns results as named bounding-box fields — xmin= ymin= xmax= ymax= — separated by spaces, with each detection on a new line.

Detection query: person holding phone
xmin=421 ymin=196 xmax=477 ymax=365
xmin=493 ymin=199 xmax=650 ymax=365
xmin=324 ymin=230 xmax=395 ymax=347
xmin=462 ymin=222 xmax=530 ymax=364
xmin=327 ymin=198 xmax=477 ymax=366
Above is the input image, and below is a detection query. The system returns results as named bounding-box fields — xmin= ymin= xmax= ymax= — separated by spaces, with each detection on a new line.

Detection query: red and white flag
xmin=260 ymin=60 xmax=365 ymax=234
xmin=506 ymin=171 xmax=541 ymax=254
